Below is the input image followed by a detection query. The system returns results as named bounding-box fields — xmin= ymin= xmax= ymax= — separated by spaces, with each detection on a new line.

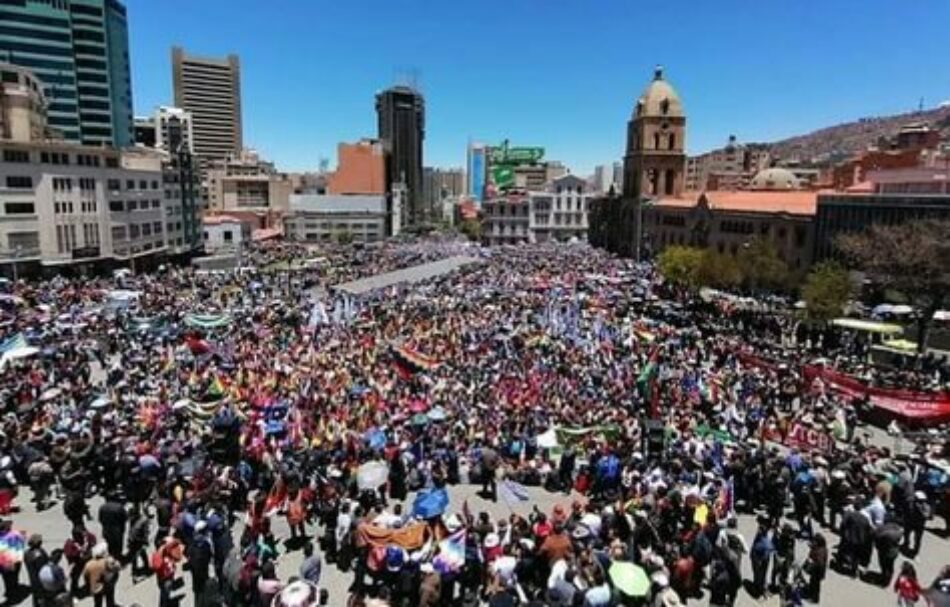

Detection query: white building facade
xmin=0 ymin=141 xmax=189 ymax=274
xmin=482 ymin=174 xmax=592 ymax=245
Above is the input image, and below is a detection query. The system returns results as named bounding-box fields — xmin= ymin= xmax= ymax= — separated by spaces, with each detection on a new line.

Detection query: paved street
xmin=333 ymin=255 xmax=481 ymax=295
xmin=8 ymin=474 xmax=948 ymax=606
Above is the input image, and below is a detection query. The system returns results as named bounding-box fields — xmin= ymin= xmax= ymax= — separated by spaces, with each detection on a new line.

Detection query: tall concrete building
xmin=376 ymin=86 xmax=425 ymax=225
xmin=0 ymin=0 xmax=134 ymax=147
xmin=171 ymin=47 xmax=242 ymax=162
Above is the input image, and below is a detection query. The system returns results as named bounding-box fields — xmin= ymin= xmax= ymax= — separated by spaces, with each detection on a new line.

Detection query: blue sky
xmin=127 ymin=0 xmax=949 ymax=175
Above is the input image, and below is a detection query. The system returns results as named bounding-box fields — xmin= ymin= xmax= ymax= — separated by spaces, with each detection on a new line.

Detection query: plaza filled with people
xmin=0 ymin=239 xmax=947 ymax=607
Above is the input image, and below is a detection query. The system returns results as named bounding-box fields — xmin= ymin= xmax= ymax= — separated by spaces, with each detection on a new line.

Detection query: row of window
xmin=5 ymin=176 xmax=32 ymax=189
xmin=107 ymin=199 xmax=162 ymax=213
xmin=106 ymin=179 xmax=160 ymax=191
xmin=3 ymin=149 xmax=119 ymax=168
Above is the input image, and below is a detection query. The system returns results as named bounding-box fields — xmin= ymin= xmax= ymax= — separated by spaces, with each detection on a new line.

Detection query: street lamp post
xmin=11 ymin=246 xmax=22 ymax=282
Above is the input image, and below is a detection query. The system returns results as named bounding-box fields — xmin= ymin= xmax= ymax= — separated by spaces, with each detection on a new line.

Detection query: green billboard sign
xmin=490 ymin=165 xmax=515 ymax=189
xmin=489 ymin=143 xmax=545 ymax=165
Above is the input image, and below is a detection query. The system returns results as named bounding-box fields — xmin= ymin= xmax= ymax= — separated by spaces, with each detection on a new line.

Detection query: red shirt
xmin=894 ymin=575 xmax=921 ymax=601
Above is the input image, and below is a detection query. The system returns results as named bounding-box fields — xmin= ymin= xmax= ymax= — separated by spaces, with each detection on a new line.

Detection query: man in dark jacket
xmin=186 ymin=522 xmax=214 ymax=607
xmin=97 ymin=497 xmax=127 ymax=561
xmin=874 ymin=517 xmax=903 ymax=586
xmin=23 ymin=534 xmax=48 ymax=607
xmin=904 ymin=491 xmax=930 ymax=557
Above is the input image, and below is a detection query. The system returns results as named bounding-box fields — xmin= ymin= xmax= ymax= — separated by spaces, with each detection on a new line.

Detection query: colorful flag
xmin=0 ymin=530 xmax=25 ymax=570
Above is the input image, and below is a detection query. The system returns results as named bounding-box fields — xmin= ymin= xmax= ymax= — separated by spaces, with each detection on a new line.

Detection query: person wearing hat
xmin=81 ymin=543 xmax=119 ymax=607
xmin=904 ymin=491 xmax=931 ymax=558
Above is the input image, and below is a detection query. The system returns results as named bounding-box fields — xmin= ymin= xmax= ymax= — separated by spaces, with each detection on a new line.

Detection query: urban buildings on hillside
xmin=590 ymin=65 xmax=950 ymax=274
xmin=0 ymin=0 xmax=134 ymax=147
xmin=171 ymin=47 xmax=242 ymax=164
xmin=327 ymin=139 xmax=386 ymax=195
xmin=204 ymin=149 xmax=292 ymax=225
xmin=482 ymin=174 xmax=592 ymax=246
xmin=376 ymin=86 xmax=425 ymax=226
xmin=685 ymin=135 xmax=771 ymax=191
xmin=831 ymin=123 xmax=943 ymax=190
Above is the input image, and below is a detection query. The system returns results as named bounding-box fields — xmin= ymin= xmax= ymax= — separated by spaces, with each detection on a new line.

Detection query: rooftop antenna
xmin=918 ymin=97 xmax=924 ymax=112
xmin=394 ymin=66 xmax=422 ymax=93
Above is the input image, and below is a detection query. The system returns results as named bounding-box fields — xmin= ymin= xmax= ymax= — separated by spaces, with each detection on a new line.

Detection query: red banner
xmin=762 ymin=421 xmax=836 ymax=452
xmin=803 ymin=365 xmax=950 ymax=425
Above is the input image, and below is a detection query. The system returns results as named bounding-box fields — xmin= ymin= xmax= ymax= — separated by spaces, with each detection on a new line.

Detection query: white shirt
xmin=491 ymin=555 xmax=517 ymax=586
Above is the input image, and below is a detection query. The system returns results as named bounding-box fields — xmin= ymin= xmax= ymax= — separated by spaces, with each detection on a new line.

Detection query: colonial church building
xmin=589 ymin=67 xmax=818 ymax=272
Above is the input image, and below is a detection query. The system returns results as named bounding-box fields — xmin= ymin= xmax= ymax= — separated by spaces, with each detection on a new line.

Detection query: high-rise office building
xmin=171 ymin=47 xmax=242 ymax=162
xmin=467 ymin=142 xmax=487 ymax=202
xmin=0 ymin=0 xmax=134 ymax=147
xmin=376 ymin=86 xmax=425 ymax=225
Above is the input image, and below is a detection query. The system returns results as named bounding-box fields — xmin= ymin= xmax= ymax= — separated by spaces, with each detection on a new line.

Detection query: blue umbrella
xmin=412 ymin=487 xmax=449 ymax=519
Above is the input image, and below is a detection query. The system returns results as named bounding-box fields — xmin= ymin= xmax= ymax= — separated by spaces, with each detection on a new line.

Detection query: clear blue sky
xmin=127 ymin=0 xmax=949 ymax=175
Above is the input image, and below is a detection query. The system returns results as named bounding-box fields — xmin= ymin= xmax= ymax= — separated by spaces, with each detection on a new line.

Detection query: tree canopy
xmin=737 ymin=237 xmax=789 ymax=292
xmin=837 ymin=219 xmax=950 ymax=351
xmin=801 ymin=261 xmax=851 ymax=322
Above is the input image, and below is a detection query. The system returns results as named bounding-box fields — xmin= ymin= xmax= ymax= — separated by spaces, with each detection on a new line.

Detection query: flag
xmin=207 ymin=377 xmax=225 ymax=398
xmin=636 ymin=349 xmax=659 ymax=398
xmin=716 ymin=478 xmax=734 ymax=518
xmin=499 ymin=479 xmax=530 ymax=509
xmin=433 ymin=530 xmax=466 ymax=572
xmin=0 ymin=333 xmax=27 ymax=354
xmin=0 ymin=531 xmax=25 ymax=569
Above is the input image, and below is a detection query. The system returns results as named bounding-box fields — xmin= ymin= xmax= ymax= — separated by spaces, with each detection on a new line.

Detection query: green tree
xmin=657 ymin=246 xmax=705 ymax=289
xmin=837 ymin=219 xmax=950 ymax=352
xmin=335 ymin=230 xmax=354 ymax=245
xmin=737 ymin=237 xmax=789 ymax=292
xmin=697 ymin=250 xmax=743 ymax=290
xmin=801 ymin=261 xmax=851 ymax=322
xmin=459 ymin=219 xmax=481 ymax=242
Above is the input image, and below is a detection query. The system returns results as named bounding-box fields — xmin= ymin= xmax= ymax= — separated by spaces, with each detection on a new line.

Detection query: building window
xmin=111 ymin=226 xmax=126 ymax=242
xmin=4 ymin=202 xmax=35 ymax=215
xmin=126 ymin=180 xmax=134 ymax=190
xmin=2 ymin=150 xmax=30 ymax=163
xmin=107 ymin=179 xmax=120 ymax=191
xmin=653 ymin=133 xmax=661 ymax=150
xmin=5 ymin=176 xmax=33 ymax=189
xmin=127 ymin=200 xmax=137 ymax=211
xmin=109 ymin=200 xmax=124 ymax=212
xmin=153 ymin=221 xmax=162 ymax=233
xmin=7 ymin=232 xmax=39 ymax=252
xmin=668 ymin=133 xmax=676 ymax=150
xmin=129 ymin=224 xmax=140 ymax=239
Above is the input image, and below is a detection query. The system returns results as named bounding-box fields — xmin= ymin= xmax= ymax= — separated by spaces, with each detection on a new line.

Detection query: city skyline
xmin=122 ymin=0 xmax=950 ymax=174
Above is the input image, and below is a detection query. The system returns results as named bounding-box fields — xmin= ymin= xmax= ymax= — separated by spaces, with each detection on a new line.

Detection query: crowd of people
xmin=0 ymin=239 xmax=947 ymax=607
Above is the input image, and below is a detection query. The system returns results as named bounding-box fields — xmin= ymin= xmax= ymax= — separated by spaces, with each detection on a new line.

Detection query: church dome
xmin=634 ymin=66 xmax=684 ymax=118
xmin=749 ymin=167 xmax=801 ymax=190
